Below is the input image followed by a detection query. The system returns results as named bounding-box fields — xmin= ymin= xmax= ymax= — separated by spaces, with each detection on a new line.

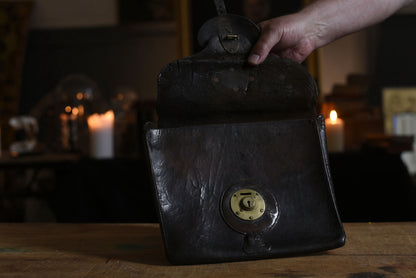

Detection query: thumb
xmin=248 ymin=24 xmax=281 ymax=65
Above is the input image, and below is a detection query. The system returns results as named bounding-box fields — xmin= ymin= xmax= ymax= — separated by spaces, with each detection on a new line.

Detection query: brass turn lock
xmin=230 ymin=189 xmax=265 ymax=221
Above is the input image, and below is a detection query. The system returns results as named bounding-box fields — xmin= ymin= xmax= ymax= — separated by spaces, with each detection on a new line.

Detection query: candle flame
xmin=330 ymin=110 xmax=338 ymax=122
xmin=87 ymin=110 xmax=114 ymax=130
xmin=78 ymin=105 xmax=84 ymax=116
xmin=76 ymin=92 xmax=84 ymax=100
xmin=72 ymin=107 xmax=79 ymax=116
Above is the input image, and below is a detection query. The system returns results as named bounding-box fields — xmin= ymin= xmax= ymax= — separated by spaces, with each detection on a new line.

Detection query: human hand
xmin=247 ymin=0 xmax=415 ymax=66
xmin=248 ymin=14 xmax=316 ymax=65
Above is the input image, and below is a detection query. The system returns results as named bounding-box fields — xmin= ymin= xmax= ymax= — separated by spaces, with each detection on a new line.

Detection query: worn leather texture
xmin=156 ymin=14 xmax=318 ymax=129
xmin=146 ymin=116 xmax=345 ymax=265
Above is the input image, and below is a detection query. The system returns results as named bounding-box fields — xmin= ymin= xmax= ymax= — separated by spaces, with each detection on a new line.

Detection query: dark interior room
xmin=0 ymin=0 xmax=415 ymax=276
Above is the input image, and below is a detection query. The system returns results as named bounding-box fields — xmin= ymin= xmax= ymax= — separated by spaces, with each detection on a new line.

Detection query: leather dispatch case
xmin=146 ymin=116 xmax=345 ymax=265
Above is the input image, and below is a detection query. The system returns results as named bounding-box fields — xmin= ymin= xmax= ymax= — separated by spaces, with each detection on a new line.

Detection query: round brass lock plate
xmin=230 ymin=189 xmax=265 ymax=221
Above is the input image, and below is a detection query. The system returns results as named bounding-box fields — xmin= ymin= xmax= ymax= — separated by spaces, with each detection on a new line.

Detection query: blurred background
xmin=0 ymin=0 xmax=416 ymax=223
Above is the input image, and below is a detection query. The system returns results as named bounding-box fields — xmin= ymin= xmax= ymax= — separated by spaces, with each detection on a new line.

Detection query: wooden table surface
xmin=0 ymin=223 xmax=414 ymax=277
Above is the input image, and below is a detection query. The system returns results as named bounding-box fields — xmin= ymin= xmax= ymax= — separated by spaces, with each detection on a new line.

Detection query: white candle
xmin=325 ymin=110 xmax=344 ymax=152
xmin=87 ymin=110 xmax=114 ymax=159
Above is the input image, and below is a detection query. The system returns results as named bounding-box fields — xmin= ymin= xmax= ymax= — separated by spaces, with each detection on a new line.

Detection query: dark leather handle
xmin=214 ymin=0 xmax=227 ymax=15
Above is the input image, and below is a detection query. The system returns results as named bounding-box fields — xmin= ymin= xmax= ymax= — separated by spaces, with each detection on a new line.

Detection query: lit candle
xmin=60 ymin=113 xmax=78 ymax=151
xmin=325 ymin=110 xmax=344 ymax=152
xmin=87 ymin=110 xmax=114 ymax=159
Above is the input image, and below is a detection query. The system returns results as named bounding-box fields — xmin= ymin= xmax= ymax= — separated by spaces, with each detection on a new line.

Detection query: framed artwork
xmin=382 ymin=87 xmax=416 ymax=134
xmin=0 ymin=1 xmax=33 ymax=149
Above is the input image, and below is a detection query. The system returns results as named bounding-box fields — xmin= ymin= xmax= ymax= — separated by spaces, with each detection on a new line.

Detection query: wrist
xmin=297 ymin=6 xmax=334 ymax=50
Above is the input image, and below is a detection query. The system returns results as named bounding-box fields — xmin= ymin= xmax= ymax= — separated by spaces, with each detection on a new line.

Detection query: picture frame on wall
xmin=382 ymin=87 xmax=416 ymax=135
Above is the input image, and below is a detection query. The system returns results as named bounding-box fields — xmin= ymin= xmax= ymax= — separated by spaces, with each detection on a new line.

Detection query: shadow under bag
xmin=145 ymin=1 xmax=345 ymax=265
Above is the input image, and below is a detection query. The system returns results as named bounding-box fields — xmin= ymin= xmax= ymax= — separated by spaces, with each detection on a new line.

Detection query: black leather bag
xmin=145 ymin=6 xmax=345 ymax=265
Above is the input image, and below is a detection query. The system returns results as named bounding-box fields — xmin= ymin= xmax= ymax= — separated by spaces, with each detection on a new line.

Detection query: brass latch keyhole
xmin=230 ymin=189 xmax=265 ymax=221
xmin=241 ymin=197 xmax=255 ymax=210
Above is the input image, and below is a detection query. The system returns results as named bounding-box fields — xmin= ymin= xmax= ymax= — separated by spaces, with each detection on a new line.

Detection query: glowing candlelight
xmin=325 ymin=110 xmax=344 ymax=152
xmin=330 ymin=110 xmax=337 ymax=122
xmin=87 ymin=110 xmax=114 ymax=158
